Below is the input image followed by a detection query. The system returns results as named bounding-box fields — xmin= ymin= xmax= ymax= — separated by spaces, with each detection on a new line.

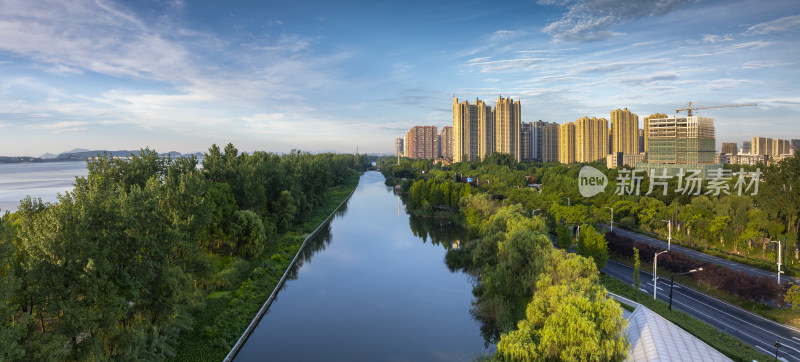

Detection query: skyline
xmin=1 ymin=0 xmax=799 ymax=157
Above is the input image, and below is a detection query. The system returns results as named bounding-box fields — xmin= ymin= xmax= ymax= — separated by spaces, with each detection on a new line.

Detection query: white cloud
xmin=540 ymin=0 xmax=696 ymax=42
xmin=741 ymin=60 xmax=792 ymax=69
xmin=37 ymin=121 xmax=89 ymax=132
xmin=466 ymin=57 xmax=549 ymax=72
xmin=744 ymin=15 xmax=800 ymax=35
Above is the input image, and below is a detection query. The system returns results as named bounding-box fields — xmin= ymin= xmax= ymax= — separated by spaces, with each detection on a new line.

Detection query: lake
xmin=0 ymin=161 xmax=88 ymax=213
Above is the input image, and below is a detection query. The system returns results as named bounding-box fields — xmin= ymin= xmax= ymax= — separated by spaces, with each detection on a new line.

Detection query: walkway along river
xmin=233 ymin=171 xmax=491 ymax=361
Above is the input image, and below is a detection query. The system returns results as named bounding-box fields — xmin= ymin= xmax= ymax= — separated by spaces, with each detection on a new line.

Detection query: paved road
xmin=605 ymin=260 xmax=800 ymax=361
xmin=604 ymin=225 xmax=797 ymax=284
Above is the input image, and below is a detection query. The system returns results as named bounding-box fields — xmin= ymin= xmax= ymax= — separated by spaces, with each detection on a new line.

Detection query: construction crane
xmin=676 ymin=101 xmax=757 ymax=116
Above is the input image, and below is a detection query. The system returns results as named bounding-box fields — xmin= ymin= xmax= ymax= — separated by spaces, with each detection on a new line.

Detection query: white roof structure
xmin=625 ymin=305 xmax=732 ymax=362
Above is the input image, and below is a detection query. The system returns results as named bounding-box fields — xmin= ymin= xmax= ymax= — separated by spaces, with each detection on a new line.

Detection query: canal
xmin=234 ymin=171 xmax=491 ymax=361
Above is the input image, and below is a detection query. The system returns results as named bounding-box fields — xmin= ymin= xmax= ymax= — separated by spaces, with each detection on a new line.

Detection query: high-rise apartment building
xmin=741 ymin=141 xmax=751 ymax=155
xmin=453 ymin=97 xmax=493 ymax=162
xmin=494 ymin=96 xmax=521 ymax=161
xmin=638 ymin=129 xmax=645 ymax=153
xmin=792 ymin=139 xmax=800 ymax=151
xmin=406 ymin=126 xmax=438 ymax=159
xmin=559 ymin=122 xmax=576 ymax=164
xmin=395 ymin=137 xmax=404 ymax=157
xmin=752 ymin=137 xmax=792 ymax=156
xmin=575 ymin=116 xmax=609 ymax=163
xmin=721 ymin=142 xmax=738 ymax=155
xmin=643 ymin=113 xmax=668 ymax=153
xmin=440 ymin=126 xmax=453 ymax=160
xmin=520 ymin=122 xmax=532 ymax=161
xmin=774 ymin=139 xmax=791 ymax=155
xmin=403 ymin=132 xmax=410 ymax=157
xmin=648 ymin=116 xmax=715 ymax=164
xmin=610 ymin=108 xmax=639 ymax=155
xmin=542 ymin=122 xmax=559 ymax=162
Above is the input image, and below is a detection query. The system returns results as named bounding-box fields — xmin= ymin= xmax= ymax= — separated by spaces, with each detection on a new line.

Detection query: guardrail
xmin=223 ymin=184 xmax=358 ymax=362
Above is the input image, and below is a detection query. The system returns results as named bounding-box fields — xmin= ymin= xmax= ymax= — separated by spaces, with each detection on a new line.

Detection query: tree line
xmin=0 ymin=144 xmax=368 ymax=360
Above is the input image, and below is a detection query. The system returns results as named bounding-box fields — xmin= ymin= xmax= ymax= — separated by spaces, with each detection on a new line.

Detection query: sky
xmin=0 ymin=0 xmax=798 ymax=156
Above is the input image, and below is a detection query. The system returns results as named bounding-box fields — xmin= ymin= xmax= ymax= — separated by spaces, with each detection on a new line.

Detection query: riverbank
xmin=171 ymin=174 xmax=360 ymax=361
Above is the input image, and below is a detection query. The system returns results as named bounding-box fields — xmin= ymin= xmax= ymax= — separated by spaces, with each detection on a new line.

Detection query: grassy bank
xmin=600 ymin=273 xmax=770 ymax=361
xmin=170 ymin=174 xmax=359 ymax=361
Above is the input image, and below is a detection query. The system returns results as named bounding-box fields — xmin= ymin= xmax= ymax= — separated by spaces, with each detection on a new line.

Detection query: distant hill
xmin=1 ymin=150 xmax=204 ymax=163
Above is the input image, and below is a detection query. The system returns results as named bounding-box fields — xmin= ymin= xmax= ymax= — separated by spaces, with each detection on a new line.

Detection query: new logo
xmin=578 ymin=166 xmax=608 ymax=197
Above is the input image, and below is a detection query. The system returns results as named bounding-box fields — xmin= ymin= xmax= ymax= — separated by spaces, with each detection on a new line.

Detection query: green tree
xmin=576 ymin=224 xmax=608 ymax=269
xmin=633 ymin=247 xmax=641 ymax=289
xmin=496 ymin=251 xmax=628 ymax=361
xmin=556 ymin=224 xmax=572 ymax=250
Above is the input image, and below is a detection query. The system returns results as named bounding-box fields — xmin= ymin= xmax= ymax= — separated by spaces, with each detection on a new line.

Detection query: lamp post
xmin=606 ymin=207 xmax=614 ymax=232
xmin=563 ymin=197 xmax=570 ymax=206
xmin=653 ymin=251 xmax=668 ymax=300
xmin=774 ymin=341 xmax=781 ymax=361
xmin=532 ymin=209 xmax=540 ymax=217
xmin=769 ymin=240 xmax=784 ymax=284
xmin=669 ymin=268 xmax=703 ymax=310
xmin=662 ymin=219 xmax=672 ymax=251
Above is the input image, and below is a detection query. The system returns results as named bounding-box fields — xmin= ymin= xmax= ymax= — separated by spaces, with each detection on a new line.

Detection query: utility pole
xmin=606 ymin=207 xmax=614 ymax=232
xmin=669 ymin=268 xmax=703 ymax=309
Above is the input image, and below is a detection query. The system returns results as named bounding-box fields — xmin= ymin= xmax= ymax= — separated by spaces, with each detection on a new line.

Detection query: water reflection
xmin=407 ymin=213 xmax=466 ymax=248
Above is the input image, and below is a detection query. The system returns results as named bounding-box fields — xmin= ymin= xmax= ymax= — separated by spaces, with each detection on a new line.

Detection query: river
xmin=234 ymin=171 xmax=492 ymax=361
xmin=0 ymin=161 xmax=88 ymax=213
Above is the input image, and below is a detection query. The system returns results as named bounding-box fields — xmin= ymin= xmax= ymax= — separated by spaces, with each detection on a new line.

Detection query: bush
xmin=606 ymin=231 xmax=782 ymax=304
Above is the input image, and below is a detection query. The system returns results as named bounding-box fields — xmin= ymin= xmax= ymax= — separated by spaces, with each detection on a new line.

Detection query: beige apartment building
xmin=576 ymin=116 xmax=609 ymax=163
xmin=721 ymin=142 xmax=737 ymax=155
xmin=452 ymin=97 xmax=493 ymax=162
xmin=610 ymin=108 xmax=639 ymax=155
xmin=559 ymin=122 xmax=576 ymax=164
xmin=540 ymin=122 xmax=560 ymax=162
xmin=494 ymin=96 xmax=521 ymax=161
xmin=752 ymin=137 xmax=791 ymax=156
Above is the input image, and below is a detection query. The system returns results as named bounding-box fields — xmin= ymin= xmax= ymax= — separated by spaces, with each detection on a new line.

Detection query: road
xmin=605 ymin=225 xmax=797 ymax=284
xmin=605 ymin=260 xmax=800 ymax=361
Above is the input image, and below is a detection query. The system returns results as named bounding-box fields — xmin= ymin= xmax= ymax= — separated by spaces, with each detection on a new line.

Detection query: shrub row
xmin=606 ymin=231 xmax=783 ymax=304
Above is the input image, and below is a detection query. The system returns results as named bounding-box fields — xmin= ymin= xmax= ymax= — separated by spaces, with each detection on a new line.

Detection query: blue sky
xmin=0 ymin=0 xmax=798 ymax=156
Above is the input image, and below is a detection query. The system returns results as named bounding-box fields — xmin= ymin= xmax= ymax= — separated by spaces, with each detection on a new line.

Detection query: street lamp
xmin=532 ymin=209 xmax=541 ymax=217
xmin=662 ymin=219 xmax=672 ymax=251
xmin=668 ymin=268 xmax=703 ymax=310
xmin=606 ymin=206 xmax=614 ymax=232
xmin=774 ymin=341 xmax=781 ymax=361
xmin=653 ymin=251 xmax=668 ymax=300
xmin=563 ymin=197 xmax=570 ymax=206
xmin=769 ymin=240 xmax=784 ymax=284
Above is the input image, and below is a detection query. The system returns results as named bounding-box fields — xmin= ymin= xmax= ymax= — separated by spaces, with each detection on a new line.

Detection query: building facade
xmin=647 ymin=116 xmax=715 ymax=164
xmin=452 ymin=97 xmax=493 ymax=162
xmin=395 ymin=137 xmax=404 ymax=157
xmin=575 ymin=116 xmax=609 ymax=163
xmin=520 ymin=122 xmax=532 ymax=161
xmin=541 ymin=122 xmax=560 ymax=162
xmin=406 ymin=126 xmax=438 ymax=159
xmin=494 ymin=96 xmax=521 ymax=161
xmin=752 ymin=137 xmax=792 ymax=156
xmin=741 ymin=141 xmax=751 ymax=155
xmin=643 ymin=113 xmax=668 ymax=153
xmin=559 ymin=122 xmax=576 ymax=164
xmin=440 ymin=126 xmax=453 ymax=160
xmin=721 ymin=142 xmax=738 ymax=155
xmin=610 ymin=108 xmax=639 ymax=155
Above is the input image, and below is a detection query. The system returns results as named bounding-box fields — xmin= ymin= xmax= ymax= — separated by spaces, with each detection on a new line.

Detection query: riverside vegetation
xmin=381 ymin=151 xmax=798 ymax=360
xmin=0 ymin=144 xmax=367 ymax=361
